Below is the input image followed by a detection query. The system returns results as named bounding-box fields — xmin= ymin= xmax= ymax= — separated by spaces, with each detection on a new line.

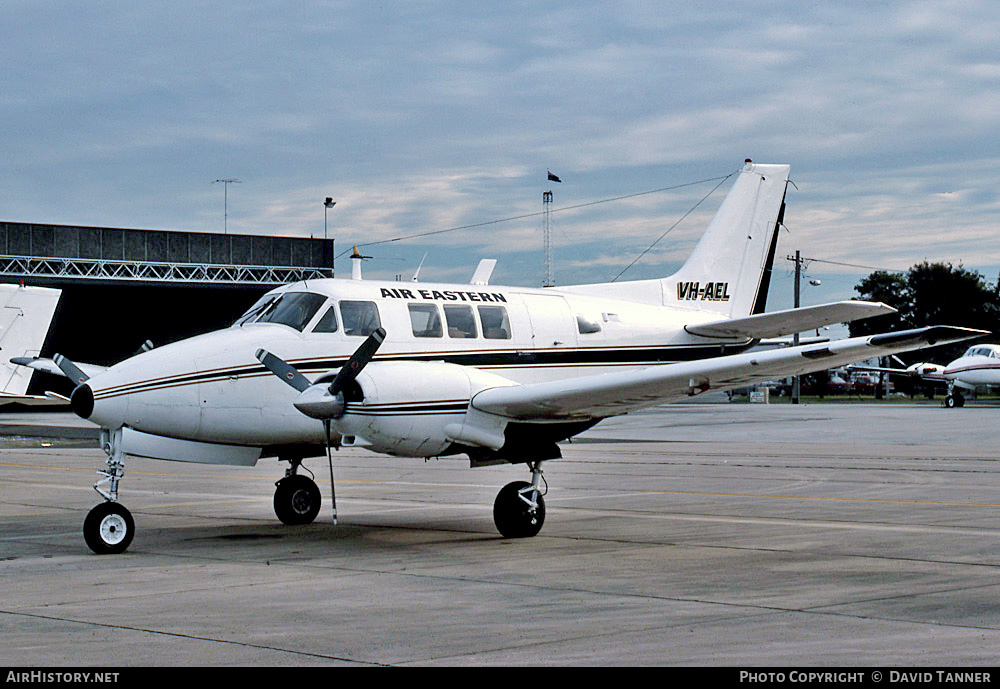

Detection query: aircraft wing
xmin=847 ymin=364 xmax=910 ymax=375
xmin=684 ymin=300 xmax=895 ymax=340
xmin=472 ymin=326 xmax=984 ymax=421
xmin=847 ymin=363 xmax=948 ymax=380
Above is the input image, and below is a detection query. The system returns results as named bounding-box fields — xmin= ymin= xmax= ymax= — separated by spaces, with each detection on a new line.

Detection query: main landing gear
xmin=944 ymin=391 xmax=966 ymax=408
xmin=82 ymin=429 xmax=135 ymax=554
xmin=493 ymin=461 xmax=546 ymax=538
xmin=273 ymin=458 xmax=322 ymax=525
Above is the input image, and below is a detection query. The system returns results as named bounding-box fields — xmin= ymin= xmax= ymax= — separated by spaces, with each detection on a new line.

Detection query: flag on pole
xmin=547 ymin=170 xmax=562 ymax=183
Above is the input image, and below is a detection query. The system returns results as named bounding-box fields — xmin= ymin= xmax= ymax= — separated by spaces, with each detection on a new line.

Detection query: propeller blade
xmin=53 ymin=354 xmax=89 ymax=385
xmin=329 ymin=327 xmax=386 ymax=395
xmin=255 ymin=349 xmax=311 ymax=392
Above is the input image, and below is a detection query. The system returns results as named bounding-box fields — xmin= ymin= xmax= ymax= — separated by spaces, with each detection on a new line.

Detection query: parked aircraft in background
xmin=13 ymin=161 xmax=986 ymax=553
xmin=851 ymin=344 xmax=1000 ymax=407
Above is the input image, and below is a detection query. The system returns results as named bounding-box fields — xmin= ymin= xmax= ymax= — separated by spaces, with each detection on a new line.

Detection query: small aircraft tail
xmin=664 ymin=161 xmax=789 ymax=318
xmin=0 ymin=284 xmax=62 ymax=398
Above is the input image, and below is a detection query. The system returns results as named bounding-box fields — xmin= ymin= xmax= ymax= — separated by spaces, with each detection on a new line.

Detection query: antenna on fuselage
xmin=412 ymin=252 xmax=427 ymax=282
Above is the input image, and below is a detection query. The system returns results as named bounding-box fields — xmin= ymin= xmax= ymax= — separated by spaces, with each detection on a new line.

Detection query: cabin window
xmin=254 ymin=292 xmax=326 ymax=331
xmin=576 ymin=314 xmax=602 ymax=334
xmin=312 ymin=306 xmax=339 ymax=333
xmin=340 ymin=300 xmax=382 ymax=336
xmin=408 ymin=303 xmax=443 ymax=338
xmin=444 ymin=305 xmax=478 ymax=338
xmin=478 ymin=305 xmax=511 ymax=340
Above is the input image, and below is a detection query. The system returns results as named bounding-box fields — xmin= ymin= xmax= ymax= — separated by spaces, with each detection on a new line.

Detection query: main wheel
xmin=83 ymin=502 xmax=135 ymax=555
xmin=274 ymin=475 xmax=322 ymax=525
xmin=945 ymin=393 xmax=965 ymax=408
xmin=493 ymin=481 xmax=545 ymax=538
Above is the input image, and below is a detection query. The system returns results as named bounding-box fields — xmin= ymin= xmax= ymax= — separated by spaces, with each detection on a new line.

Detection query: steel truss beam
xmin=0 ymin=255 xmax=332 ymax=285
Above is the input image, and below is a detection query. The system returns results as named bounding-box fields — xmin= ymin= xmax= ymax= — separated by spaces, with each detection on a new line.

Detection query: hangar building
xmin=0 ymin=221 xmax=334 ymax=395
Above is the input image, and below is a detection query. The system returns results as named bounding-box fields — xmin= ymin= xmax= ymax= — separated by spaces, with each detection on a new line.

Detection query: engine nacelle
xmin=332 ymin=361 xmax=517 ymax=457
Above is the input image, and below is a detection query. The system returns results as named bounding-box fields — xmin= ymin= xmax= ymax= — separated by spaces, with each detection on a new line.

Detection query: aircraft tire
xmin=493 ymin=481 xmax=545 ymax=538
xmin=945 ymin=394 xmax=966 ymax=408
xmin=83 ymin=502 xmax=135 ymax=555
xmin=274 ymin=475 xmax=322 ymax=525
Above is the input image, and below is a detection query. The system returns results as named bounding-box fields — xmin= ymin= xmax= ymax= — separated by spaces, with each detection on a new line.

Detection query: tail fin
xmin=0 ymin=284 xmax=61 ymax=396
xmin=559 ymin=161 xmax=789 ymax=313
xmin=665 ymin=161 xmax=789 ymax=318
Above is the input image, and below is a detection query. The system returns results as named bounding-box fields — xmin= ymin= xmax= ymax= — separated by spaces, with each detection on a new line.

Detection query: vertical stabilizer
xmin=0 ymin=284 xmax=62 ymax=396
xmin=664 ymin=161 xmax=789 ymax=318
xmin=558 ymin=161 xmax=790 ymax=312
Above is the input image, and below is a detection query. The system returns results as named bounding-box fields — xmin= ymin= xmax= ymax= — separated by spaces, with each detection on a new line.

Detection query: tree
xmin=849 ymin=270 xmax=908 ymax=337
xmin=850 ymin=262 xmax=999 ymax=363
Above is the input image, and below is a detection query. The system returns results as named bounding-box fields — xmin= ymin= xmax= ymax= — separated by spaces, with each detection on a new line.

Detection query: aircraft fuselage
xmin=75 ymin=277 xmax=750 ymax=450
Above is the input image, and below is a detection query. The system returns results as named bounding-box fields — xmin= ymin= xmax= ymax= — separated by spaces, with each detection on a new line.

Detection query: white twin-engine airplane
xmin=15 ymin=161 xmax=986 ymax=554
xmin=852 ymin=344 xmax=1000 ymax=408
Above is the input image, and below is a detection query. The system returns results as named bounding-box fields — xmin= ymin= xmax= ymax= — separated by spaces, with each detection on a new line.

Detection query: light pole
xmin=793 ymin=250 xmax=801 ymax=403
xmin=213 ymin=179 xmax=241 ymax=235
xmin=324 ymin=197 xmax=336 ymax=240
xmin=787 ymin=251 xmax=823 ymax=404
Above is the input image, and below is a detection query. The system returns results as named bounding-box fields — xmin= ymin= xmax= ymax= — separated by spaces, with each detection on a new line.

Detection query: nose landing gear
xmin=82 ymin=429 xmax=134 ymax=555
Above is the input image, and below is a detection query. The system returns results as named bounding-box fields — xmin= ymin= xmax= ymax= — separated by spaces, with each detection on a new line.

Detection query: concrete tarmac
xmin=2 ymin=401 xmax=1000 ymax=666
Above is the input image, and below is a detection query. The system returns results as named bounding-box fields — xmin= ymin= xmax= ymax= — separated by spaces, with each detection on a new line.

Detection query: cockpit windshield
xmin=965 ymin=346 xmax=1000 ymax=359
xmin=237 ymin=292 xmax=327 ymax=331
xmin=234 ymin=294 xmax=278 ymax=326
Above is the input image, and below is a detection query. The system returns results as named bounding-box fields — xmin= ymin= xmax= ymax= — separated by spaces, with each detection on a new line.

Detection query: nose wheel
xmin=83 ymin=502 xmax=135 ymax=554
xmin=83 ymin=428 xmax=135 ymax=555
xmin=493 ymin=462 xmax=546 ymax=538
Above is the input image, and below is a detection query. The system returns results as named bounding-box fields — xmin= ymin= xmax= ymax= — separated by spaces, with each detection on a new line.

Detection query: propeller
xmin=54 ymin=354 xmax=89 ymax=385
xmin=256 ymin=349 xmax=312 ymax=393
xmin=255 ymin=326 xmax=386 ymax=419
xmin=53 ymin=354 xmax=95 ymax=419
xmin=255 ymin=327 xmax=387 ymax=525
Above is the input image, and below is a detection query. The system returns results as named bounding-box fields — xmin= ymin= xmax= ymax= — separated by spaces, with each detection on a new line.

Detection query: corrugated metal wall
xmin=0 ymin=222 xmax=333 ymax=269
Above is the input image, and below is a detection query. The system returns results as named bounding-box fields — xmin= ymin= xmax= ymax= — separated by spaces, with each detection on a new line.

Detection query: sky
xmin=2 ymin=1 xmax=999 ymax=313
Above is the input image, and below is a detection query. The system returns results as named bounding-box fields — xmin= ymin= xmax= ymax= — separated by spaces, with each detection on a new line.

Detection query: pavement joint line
xmin=0 ymin=609 xmax=387 ymax=666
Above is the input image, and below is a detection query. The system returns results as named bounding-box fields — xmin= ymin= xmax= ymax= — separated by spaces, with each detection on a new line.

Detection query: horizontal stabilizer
xmin=0 ymin=391 xmax=70 ymax=406
xmin=684 ymin=300 xmax=896 ymax=340
xmin=10 ymin=357 xmax=109 ymax=380
xmin=472 ymin=325 xmax=986 ymax=421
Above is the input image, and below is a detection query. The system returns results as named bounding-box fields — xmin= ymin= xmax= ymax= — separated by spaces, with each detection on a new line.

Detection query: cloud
xmin=1 ymin=1 xmax=999 ymax=293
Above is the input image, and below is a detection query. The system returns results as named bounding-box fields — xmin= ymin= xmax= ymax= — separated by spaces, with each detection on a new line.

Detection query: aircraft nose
xmin=70 ymin=383 xmax=94 ymax=419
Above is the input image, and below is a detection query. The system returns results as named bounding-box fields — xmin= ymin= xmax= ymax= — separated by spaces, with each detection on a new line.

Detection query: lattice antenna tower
xmin=542 ymin=190 xmax=554 ymax=287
